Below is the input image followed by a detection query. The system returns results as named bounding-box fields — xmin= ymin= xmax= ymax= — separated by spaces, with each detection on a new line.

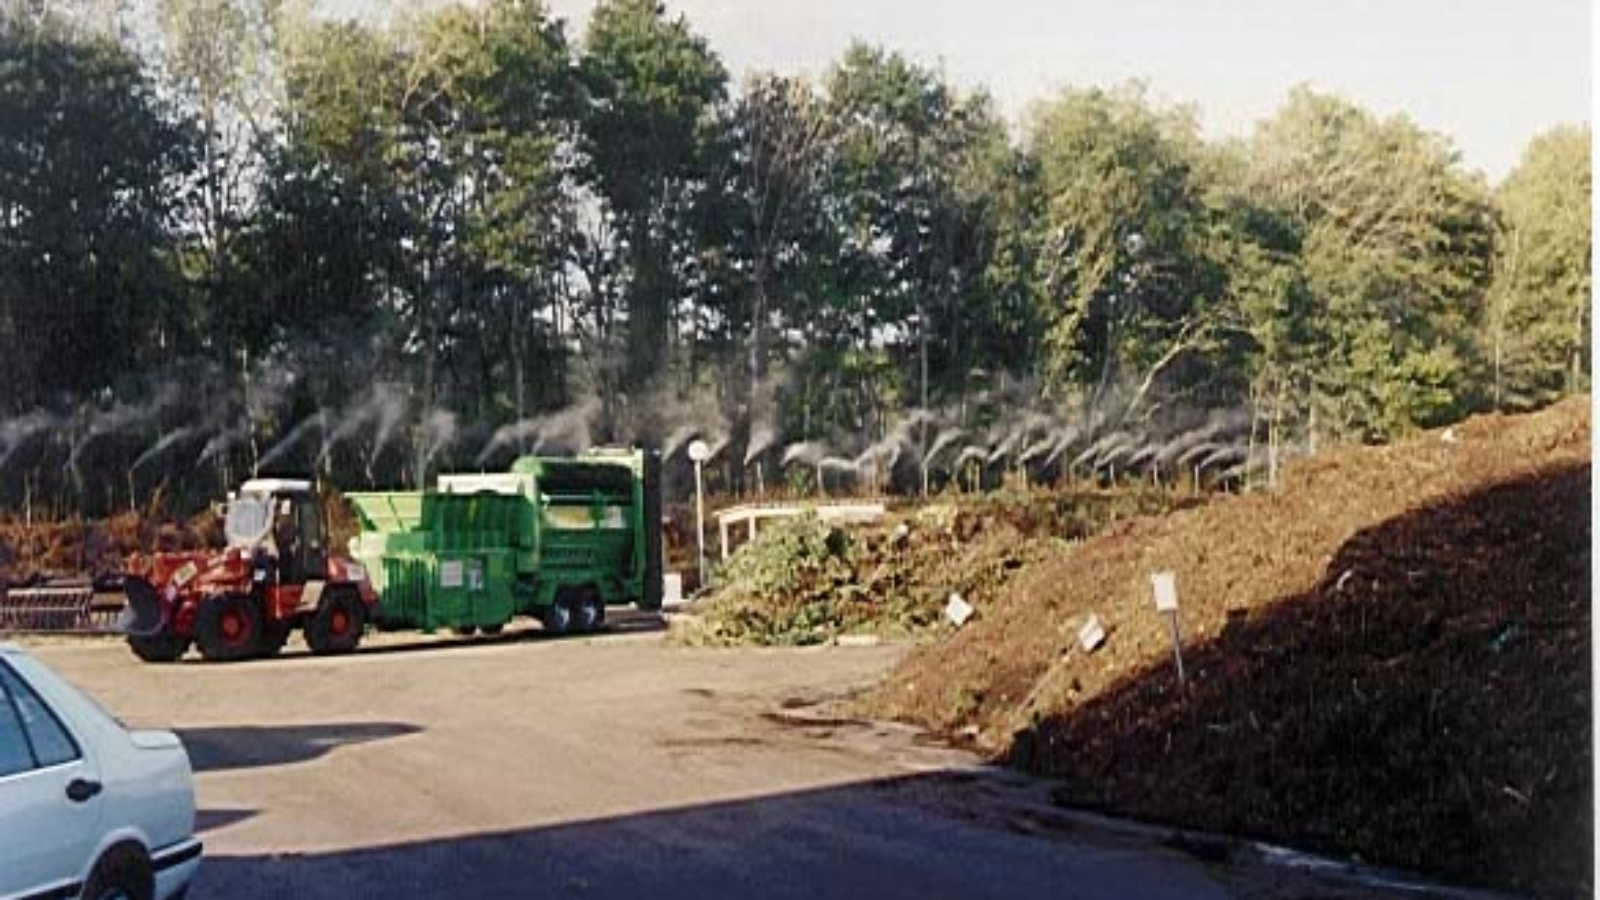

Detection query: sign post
xmin=1151 ymin=571 xmax=1185 ymax=686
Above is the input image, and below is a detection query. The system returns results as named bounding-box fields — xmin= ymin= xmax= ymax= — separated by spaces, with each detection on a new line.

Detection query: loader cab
xmin=232 ymin=480 xmax=327 ymax=585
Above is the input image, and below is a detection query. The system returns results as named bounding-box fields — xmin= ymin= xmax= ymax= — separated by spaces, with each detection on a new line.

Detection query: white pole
xmin=694 ymin=459 xmax=706 ymax=588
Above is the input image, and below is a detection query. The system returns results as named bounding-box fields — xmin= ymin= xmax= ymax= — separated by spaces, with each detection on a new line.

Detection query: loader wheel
xmin=541 ymin=595 xmax=574 ymax=637
xmin=195 ymin=594 xmax=263 ymax=663
xmin=451 ymin=625 xmax=479 ymax=637
xmin=306 ymin=589 xmax=365 ymax=655
xmin=127 ymin=632 xmax=190 ymax=664
xmin=480 ymin=624 xmax=504 ymax=636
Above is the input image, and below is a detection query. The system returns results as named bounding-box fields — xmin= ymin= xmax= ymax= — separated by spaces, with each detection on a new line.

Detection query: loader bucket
xmin=118 ymin=576 xmax=167 ymax=637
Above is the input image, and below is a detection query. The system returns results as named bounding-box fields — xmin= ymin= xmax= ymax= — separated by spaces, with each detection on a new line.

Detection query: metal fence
xmin=0 ymin=586 xmax=126 ymax=634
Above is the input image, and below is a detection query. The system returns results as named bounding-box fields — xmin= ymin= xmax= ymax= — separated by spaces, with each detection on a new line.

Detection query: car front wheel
xmin=83 ymin=843 xmax=154 ymax=900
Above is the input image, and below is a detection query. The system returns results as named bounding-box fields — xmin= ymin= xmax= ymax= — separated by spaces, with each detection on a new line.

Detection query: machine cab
xmin=227 ymin=479 xmax=328 ymax=585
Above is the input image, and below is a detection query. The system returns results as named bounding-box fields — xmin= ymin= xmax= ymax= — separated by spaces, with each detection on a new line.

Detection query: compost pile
xmin=0 ymin=511 xmax=221 ymax=587
xmin=862 ymin=397 xmax=1591 ymax=897
xmin=677 ymin=487 xmax=1194 ymax=646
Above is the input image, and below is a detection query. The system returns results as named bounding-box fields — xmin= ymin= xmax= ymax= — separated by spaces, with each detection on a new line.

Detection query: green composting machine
xmin=345 ymin=448 xmax=663 ymax=636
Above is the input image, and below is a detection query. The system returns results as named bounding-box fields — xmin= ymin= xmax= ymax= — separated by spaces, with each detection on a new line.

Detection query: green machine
xmin=345 ymin=448 xmax=663 ymax=636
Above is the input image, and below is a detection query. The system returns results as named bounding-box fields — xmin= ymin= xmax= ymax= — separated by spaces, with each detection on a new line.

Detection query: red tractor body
xmin=122 ymin=479 xmax=378 ymax=663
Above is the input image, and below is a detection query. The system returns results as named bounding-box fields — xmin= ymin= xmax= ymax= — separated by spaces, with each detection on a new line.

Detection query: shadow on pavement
xmin=196 ymin=808 xmax=258 ymax=834
xmin=178 ymin=722 xmax=420 ymax=772
xmin=194 ymin=772 xmax=1236 ymax=900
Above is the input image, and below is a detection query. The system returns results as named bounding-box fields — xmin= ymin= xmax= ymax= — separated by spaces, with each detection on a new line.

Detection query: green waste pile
xmin=674 ymin=487 xmax=1195 ymax=647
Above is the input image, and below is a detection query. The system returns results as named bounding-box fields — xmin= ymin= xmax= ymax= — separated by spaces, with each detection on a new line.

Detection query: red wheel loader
xmin=111 ymin=479 xmax=376 ymax=662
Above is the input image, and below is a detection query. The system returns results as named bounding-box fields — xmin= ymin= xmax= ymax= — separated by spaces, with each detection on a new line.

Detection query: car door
xmin=0 ymin=661 xmax=102 ymax=900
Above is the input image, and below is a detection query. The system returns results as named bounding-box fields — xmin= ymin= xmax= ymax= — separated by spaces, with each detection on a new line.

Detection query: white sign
xmin=688 ymin=439 xmax=712 ymax=463
xmin=1151 ymin=571 xmax=1179 ymax=613
xmin=439 ymin=560 xmax=464 ymax=589
xmin=1077 ymin=614 xmax=1106 ymax=652
xmin=945 ymin=592 xmax=974 ymax=627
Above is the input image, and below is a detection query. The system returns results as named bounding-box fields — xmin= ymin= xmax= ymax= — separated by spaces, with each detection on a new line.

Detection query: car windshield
xmin=224 ymin=496 xmax=271 ymax=548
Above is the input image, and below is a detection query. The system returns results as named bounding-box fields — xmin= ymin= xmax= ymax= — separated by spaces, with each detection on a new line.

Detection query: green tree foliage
xmin=1487 ymin=125 xmax=1591 ymax=409
xmin=157 ymin=0 xmax=282 ymax=338
xmin=811 ymin=44 xmax=1017 ymax=442
xmin=0 ymin=3 xmax=1586 ymax=516
xmin=701 ymin=74 xmax=835 ymax=460
xmin=1244 ymin=88 xmax=1496 ymax=439
xmin=577 ymin=0 xmax=726 ymax=402
xmin=0 ymin=13 xmax=192 ymax=410
xmin=240 ymin=16 xmax=401 ymax=352
xmin=1028 ymin=86 xmax=1225 ymax=414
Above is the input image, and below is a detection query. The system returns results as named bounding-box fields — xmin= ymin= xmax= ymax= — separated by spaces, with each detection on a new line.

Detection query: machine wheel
xmin=82 ymin=842 xmax=154 ymax=900
xmin=541 ymin=594 xmax=574 ymax=637
xmin=306 ymin=588 xmax=365 ymax=655
xmin=480 ymin=623 xmax=504 ymax=636
xmin=127 ymin=632 xmax=190 ymax=664
xmin=451 ymin=625 xmax=479 ymax=637
xmin=195 ymin=594 xmax=263 ymax=662
xmin=573 ymin=588 xmax=605 ymax=633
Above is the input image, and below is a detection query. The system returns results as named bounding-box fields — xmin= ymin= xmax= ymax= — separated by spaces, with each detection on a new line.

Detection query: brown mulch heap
xmin=0 ymin=511 xmax=221 ymax=586
xmin=860 ymin=397 xmax=1591 ymax=898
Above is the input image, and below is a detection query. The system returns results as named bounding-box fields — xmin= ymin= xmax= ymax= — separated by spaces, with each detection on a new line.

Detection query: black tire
xmin=480 ymin=623 xmax=504 ymax=636
xmin=83 ymin=843 xmax=153 ymax=900
xmin=127 ymin=632 xmax=190 ymax=664
xmin=306 ymin=588 xmax=365 ymax=655
xmin=452 ymin=625 xmax=479 ymax=637
xmin=541 ymin=594 xmax=574 ymax=636
xmin=195 ymin=594 xmax=263 ymax=663
xmin=573 ymin=589 xmax=604 ymax=633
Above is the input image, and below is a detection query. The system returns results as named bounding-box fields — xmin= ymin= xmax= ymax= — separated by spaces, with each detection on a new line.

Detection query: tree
xmin=1245 ymin=88 xmax=1495 ymax=440
xmin=1487 ymin=125 xmax=1591 ymax=409
xmin=576 ymin=0 xmax=726 ymax=413
xmin=1029 ymin=85 xmax=1224 ymax=416
xmin=411 ymin=0 xmax=578 ymax=427
xmin=0 ymin=13 xmax=193 ymax=410
xmin=157 ymin=0 xmax=283 ymax=357
xmin=705 ymin=74 xmax=834 ymax=465
xmin=814 ymin=44 xmax=1016 ymax=465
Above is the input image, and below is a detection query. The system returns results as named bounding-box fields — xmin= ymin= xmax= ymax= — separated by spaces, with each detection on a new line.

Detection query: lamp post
xmin=688 ymin=439 xmax=711 ymax=590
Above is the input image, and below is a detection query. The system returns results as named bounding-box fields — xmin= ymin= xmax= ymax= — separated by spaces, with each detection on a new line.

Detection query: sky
xmin=338 ymin=0 xmax=1592 ymax=181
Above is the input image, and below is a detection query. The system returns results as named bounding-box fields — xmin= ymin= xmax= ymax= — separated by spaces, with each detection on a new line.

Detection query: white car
xmin=0 ymin=645 xmax=201 ymax=900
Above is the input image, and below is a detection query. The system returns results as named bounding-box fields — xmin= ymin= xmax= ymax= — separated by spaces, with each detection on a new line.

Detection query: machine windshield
xmin=224 ymin=496 xmax=272 ymax=548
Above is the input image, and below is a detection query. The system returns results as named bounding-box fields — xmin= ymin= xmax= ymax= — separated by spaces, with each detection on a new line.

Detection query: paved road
xmin=27 ymin=622 xmax=1489 ymax=900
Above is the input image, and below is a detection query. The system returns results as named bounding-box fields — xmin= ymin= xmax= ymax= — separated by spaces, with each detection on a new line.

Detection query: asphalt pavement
xmin=27 ymin=620 xmax=1505 ymax=900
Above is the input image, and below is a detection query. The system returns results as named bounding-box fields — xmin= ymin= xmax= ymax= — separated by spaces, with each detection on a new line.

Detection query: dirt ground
xmin=861 ymin=398 xmax=1592 ymax=897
